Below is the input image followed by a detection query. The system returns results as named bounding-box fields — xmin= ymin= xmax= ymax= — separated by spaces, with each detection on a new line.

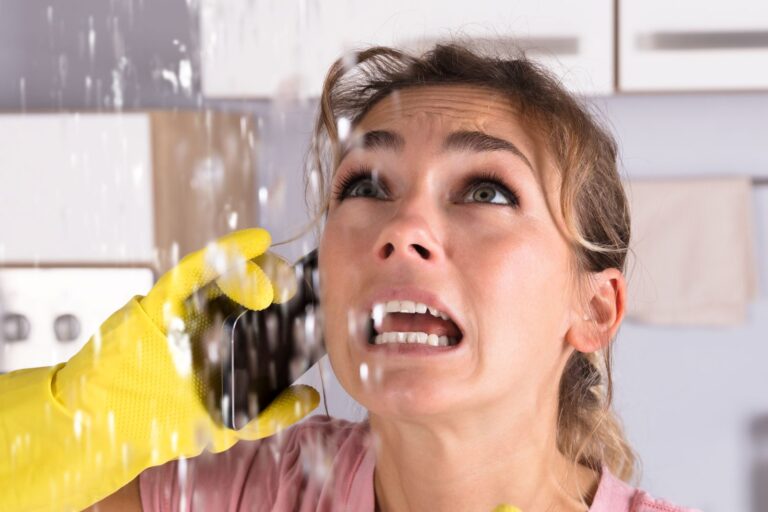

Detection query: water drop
xmin=167 ymin=317 xmax=192 ymax=377
xmin=87 ymin=16 xmax=96 ymax=61
xmin=111 ymin=69 xmax=124 ymax=110
xmin=337 ymin=117 xmax=351 ymax=141
xmin=258 ymin=185 xmax=269 ymax=207
xmin=228 ymin=211 xmax=238 ymax=230
xmin=107 ymin=410 xmax=116 ymax=445
xmin=58 ymin=54 xmax=68 ymax=88
xmin=132 ymin=164 xmax=144 ymax=185
xmin=73 ymin=410 xmax=83 ymax=440
xmin=341 ymin=51 xmax=358 ymax=72
xmin=84 ymin=75 xmax=93 ymax=106
xmin=19 ymin=77 xmax=26 ymax=111
xmin=161 ymin=68 xmax=179 ymax=93
xmin=178 ymin=59 xmax=193 ymax=95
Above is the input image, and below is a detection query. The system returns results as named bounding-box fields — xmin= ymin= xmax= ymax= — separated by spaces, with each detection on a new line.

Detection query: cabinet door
xmin=0 ymin=114 xmax=154 ymax=263
xmin=201 ymin=0 xmax=614 ymax=98
xmin=620 ymin=0 xmax=768 ymax=91
xmin=0 ymin=268 xmax=154 ymax=372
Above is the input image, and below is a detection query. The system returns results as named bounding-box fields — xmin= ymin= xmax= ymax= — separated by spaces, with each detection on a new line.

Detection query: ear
xmin=565 ymin=268 xmax=627 ymax=354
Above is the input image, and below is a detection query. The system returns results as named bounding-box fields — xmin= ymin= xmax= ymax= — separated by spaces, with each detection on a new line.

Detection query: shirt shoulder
xmin=590 ymin=465 xmax=702 ymax=512
xmin=139 ymin=415 xmax=375 ymax=512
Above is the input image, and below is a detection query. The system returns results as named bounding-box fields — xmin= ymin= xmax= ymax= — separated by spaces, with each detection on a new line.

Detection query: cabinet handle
xmin=1 ymin=313 xmax=31 ymax=342
xmin=404 ymin=36 xmax=580 ymax=56
xmin=637 ymin=30 xmax=768 ymax=51
xmin=53 ymin=313 xmax=81 ymax=342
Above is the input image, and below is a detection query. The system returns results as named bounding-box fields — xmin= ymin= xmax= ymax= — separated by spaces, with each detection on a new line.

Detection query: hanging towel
xmin=622 ymin=176 xmax=758 ymax=326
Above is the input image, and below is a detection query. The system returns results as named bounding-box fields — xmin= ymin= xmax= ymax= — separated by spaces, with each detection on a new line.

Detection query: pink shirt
xmin=140 ymin=415 xmax=699 ymax=512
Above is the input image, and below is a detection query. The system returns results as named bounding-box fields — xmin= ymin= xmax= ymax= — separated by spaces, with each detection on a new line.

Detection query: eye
xmin=461 ymin=173 xmax=519 ymax=207
xmin=333 ymin=168 xmax=389 ymax=201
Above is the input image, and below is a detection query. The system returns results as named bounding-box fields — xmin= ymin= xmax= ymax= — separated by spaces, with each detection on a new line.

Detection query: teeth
xmin=377 ymin=300 xmax=450 ymax=319
xmin=372 ymin=332 xmax=457 ymax=346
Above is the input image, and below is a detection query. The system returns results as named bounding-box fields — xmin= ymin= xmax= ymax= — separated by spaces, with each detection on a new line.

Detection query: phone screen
xmin=214 ymin=249 xmax=324 ymax=429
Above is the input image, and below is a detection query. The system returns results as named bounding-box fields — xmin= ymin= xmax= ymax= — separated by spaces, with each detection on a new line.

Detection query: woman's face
xmin=318 ymin=85 xmax=583 ymax=420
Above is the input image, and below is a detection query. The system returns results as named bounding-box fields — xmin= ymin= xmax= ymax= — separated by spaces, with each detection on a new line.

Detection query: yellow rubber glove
xmin=0 ymin=228 xmax=319 ymax=512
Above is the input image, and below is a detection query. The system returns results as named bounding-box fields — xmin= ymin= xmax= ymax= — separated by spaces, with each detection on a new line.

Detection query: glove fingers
xmin=215 ymin=259 xmax=274 ymax=311
xmin=253 ymin=252 xmax=298 ymax=304
xmin=143 ymin=229 xmax=272 ymax=322
xmin=235 ymin=384 xmax=320 ymax=441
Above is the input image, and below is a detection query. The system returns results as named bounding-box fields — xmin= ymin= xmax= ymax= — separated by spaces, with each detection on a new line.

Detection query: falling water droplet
xmin=111 ymin=69 xmax=124 ymax=110
xmin=337 ymin=117 xmax=351 ymax=141
xmin=342 ymin=51 xmax=358 ymax=72
xmin=107 ymin=410 xmax=116 ymax=444
xmin=178 ymin=456 xmax=188 ymax=510
xmin=92 ymin=328 xmax=102 ymax=362
xmin=167 ymin=317 xmax=193 ymax=377
xmin=178 ymin=59 xmax=193 ymax=96
xmin=73 ymin=410 xmax=83 ymax=440
xmin=58 ymin=54 xmax=68 ymax=88
xmin=170 ymin=241 xmax=180 ymax=265
xmin=359 ymin=362 xmax=369 ymax=382
xmin=258 ymin=186 xmax=269 ymax=207
xmin=84 ymin=75 xmax=93 ymax=106
xmin=228 ymin=211 xmax=238 ymax=229
xmin=87 ymin=16 xmax=96 ymax=61
xmin=161 ymin=68 xmax=179 ymax=93
xmin=19 ymin=77 xmax=26 ymax=111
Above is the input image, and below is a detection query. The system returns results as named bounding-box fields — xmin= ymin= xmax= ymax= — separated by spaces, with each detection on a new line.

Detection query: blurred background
xmin=0 ymin=1 xmax=766 ymax=510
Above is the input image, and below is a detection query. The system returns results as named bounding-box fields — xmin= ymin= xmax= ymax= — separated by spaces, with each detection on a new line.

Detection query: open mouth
xmin=366 ymin=300 xmax=463 ymax=347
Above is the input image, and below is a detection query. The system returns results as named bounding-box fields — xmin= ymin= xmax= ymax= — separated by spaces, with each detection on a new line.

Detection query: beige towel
xmin=622 ymin=176 xmax=758 ymax=326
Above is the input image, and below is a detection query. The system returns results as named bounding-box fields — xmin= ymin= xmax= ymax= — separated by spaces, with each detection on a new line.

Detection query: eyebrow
xmin=443 ymin=130 xmax=535 ymax=172
xmin=340 ymin=129 xmax=534 ymax=173
xmin=339 ymin=130 xmax=404 ymax=161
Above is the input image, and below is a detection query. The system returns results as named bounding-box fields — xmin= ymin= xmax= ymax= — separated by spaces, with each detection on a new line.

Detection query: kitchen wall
xmin=1 ymin=1 xmax=767 ymax=510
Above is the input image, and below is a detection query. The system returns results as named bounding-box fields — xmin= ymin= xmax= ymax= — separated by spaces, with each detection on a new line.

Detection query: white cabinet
xmin=0 ymin=114 xmax=155 ymax=263
xmin=0 ymin=268 xmax=155 ymax=372
xmin=620 ymin=0 xmax=768 ymax=91
xmin=201 ymin=0 xmax=614 ymax=98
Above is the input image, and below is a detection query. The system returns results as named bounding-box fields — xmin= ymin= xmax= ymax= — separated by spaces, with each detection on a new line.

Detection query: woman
xmin=6 ymin=43 xmax=697 ymax=511
xmin=135 ymin=43 xmax=696 ymax=511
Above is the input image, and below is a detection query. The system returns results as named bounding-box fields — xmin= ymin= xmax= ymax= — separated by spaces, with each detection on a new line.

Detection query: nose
xmin=373 ymin=200 xmax=443 ymax=264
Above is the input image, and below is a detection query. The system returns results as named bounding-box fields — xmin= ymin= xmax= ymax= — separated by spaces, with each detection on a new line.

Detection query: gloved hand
xmin=0 ymin=228 xmax=320 ymax=512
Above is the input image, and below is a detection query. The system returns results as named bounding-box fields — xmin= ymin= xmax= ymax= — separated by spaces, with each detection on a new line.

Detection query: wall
xmin=1 ymin=0 xmax=767 ymax=510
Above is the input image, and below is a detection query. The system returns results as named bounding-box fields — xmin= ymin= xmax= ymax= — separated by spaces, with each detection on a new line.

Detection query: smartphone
xmin=190 ymin=249 xmax=325 ymax=430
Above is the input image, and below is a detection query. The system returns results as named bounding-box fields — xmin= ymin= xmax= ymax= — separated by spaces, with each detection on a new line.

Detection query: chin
xmin=353 ymin=371 xmax=459 ymax=419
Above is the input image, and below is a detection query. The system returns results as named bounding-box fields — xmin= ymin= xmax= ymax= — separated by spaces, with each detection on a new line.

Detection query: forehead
xmin=356 ymin=85 xmax=530 ymax=141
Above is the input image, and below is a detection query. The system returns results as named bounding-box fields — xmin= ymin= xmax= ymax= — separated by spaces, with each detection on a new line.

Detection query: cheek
xmin=463 ymin=229 xmax=569 ymax=350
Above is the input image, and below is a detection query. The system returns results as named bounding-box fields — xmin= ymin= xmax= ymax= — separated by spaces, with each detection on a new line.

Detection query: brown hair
xmin=306 ymin=41 xmax=639 ymax=491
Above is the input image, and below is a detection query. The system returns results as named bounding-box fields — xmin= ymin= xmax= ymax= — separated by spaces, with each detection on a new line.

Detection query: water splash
xmin=19 ymin=77 xmax=26 ymax=112
xmin=178 ymin=59 xmax=193 ymax=96
xmin=167 ymin=316 xmax=192 ymax=377
xmin=87 ymin=16 xmax=96 ymax=62
xmin=227 ymin=211 xmax=238 ymax=230
xmin=84 ymin=75 xmax=93 ymax=106
xmin=161 ymin=68 xmax=179 ymax=93
xmin=111 ymin=68 xmax=124 ymax=110
xmin=337 ymin=117 xmax=351 ymax=141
